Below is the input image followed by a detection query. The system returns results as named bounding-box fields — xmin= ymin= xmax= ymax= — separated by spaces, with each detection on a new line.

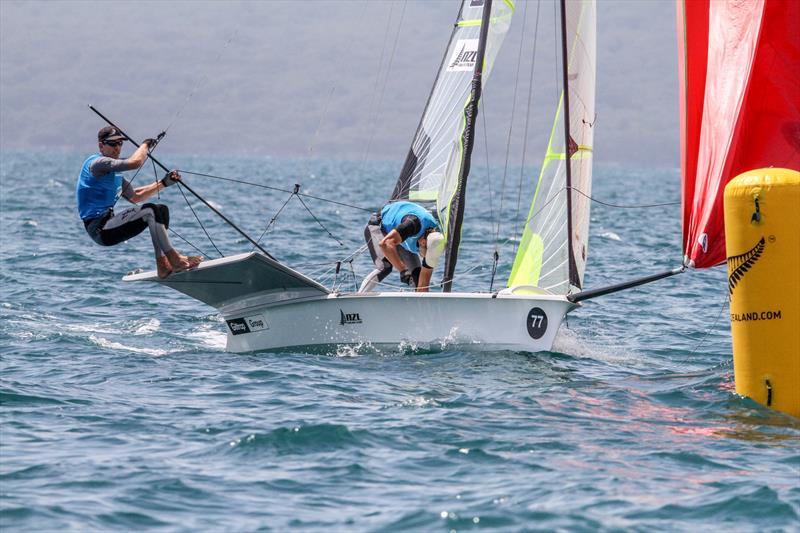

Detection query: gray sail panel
xmin=390 ymin=0 xmax=514 ymax=229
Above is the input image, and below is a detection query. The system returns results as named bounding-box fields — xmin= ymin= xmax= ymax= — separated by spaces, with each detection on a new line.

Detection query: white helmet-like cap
xmin=424 ymin=231 xmax=446 ymax=268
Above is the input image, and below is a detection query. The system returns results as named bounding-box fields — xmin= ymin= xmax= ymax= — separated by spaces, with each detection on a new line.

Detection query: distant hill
xmin=0 ymin=0 xmax=678 ymax=168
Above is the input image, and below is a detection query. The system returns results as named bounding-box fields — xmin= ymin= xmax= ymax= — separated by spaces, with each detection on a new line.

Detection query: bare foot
xmin=156 ymin=257 xmax=173 ymax=279
xmin=184 ymin=255 xmax=203 ymax=268
xmin=171 ymin=258 xmax=193 ymax=273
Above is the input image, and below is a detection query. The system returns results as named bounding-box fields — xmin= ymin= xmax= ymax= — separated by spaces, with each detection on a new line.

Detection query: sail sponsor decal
xmin=339 ymin=310 xmax=362 ymax=325
xmin=226 ymin=314 xmax=269 ymax=335
xmin=526 ymin=307 xmax=548 ymax=339
xmin=726 ymin=237 xmax=765 ymax=296
xmin=447 ymin=39 xmax=479 ymax=72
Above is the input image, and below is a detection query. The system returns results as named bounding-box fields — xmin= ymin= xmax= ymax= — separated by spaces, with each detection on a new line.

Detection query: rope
xmin=168 ymin=228 xmax=211 ymax=258
xmin=151 ymin=158 xmax=160 ymax=200
xmin=176 ymin=170 xmax=373 ymax=212
xmin=253 ymin=191 xmax=295 ymax=250
xmin=307 ymin=244 xmax=368 ymax=281
xmin=677 ymin=290 xmax=730 ymax=365
xmin=126 ymin=138 xmax=163 ymax=187
xmin=295 ymin=194 xmax=344 ymax=247
xmin=496 ymin=0 xmax=532 ymax=246
xmin=512 ymin=0 xmax=542 ymax=258
xmin=164 ymin=31 xmax=238 ymax=133
xmin=571 ymin=188 xmax=680 ymax=209
xmin=307 ymin=86 xmax=336 ymax=165
xmin=518 ymin=185 xmax=679 ymax=234
xmin=360 ymin=0 xmax=408 ymax=169
xmin=176 ymin=183 xmax=223 ymax=257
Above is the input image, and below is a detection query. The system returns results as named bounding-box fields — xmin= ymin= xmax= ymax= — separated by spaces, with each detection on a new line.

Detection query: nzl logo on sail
xmin=447 ymin=39 xmax=479 ymax=72
xmin=340 ymin=310 xmax=362 ymax=325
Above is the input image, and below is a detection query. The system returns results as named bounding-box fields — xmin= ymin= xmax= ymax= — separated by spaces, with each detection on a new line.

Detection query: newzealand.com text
xmin=731 ymin=310 xmax=782 ymax=322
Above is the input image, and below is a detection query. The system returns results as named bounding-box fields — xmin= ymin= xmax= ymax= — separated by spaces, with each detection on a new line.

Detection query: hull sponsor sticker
xmin=526 ymin=307 xmax=548 ymax=339
xmin=227 ymin=314 xmax=269 ymax=335
xmin=447 ymin=39 xmax=479 ymax=72
xmin=339 ymin=310 xmax=362 ymax=325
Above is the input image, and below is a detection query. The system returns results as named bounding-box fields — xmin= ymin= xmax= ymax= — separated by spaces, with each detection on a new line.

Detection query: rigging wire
xmin=295 ymin=194 xmax=344 ymax=246
xmin=250 ymin=184 xmax=344 ymax=251
xmin=163 ymin=31 xmax=239 ymax=134
xmin=481 ymin=101 xmax=502 ymax=292
xmin=495 ymin=0 xmax=532 ymax=247
xmin=306 ymin=85 xmax=337 ymax=164
xmin=176 ymin=169 xmax=373 ymax=213
xmin=126 ymin=134 xmax=165 ymax=186
xmin=680 ymin=293 xmax=730 ymax=364
xmin=168 ymin=227 xmax=211 ymax=258
xmin=481 ymin=101 xmax=494 ymax=241
xmin=360 ymin=0 xmax=398 ymax=169
xmin=360 ymin=0 xmax=408 ymax=169
xmin=252 ymin=191 xmax=295 ymax=251
xmin=512 ymin=0 xmax=542 ymax=258
xmin=176 ymin=183 xmax=223 ymax=257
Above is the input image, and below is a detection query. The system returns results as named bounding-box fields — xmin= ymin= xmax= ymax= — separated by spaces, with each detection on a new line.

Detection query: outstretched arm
xmin=125 ymin=170 xmax=181 ymax=203
xmin=124 ymin=142 xmax=152 ymax=169
xmin=90 ymin=143 xmax=151 ymax=176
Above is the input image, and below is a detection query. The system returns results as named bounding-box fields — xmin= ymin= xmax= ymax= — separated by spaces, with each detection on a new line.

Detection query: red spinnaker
xmin=676 ymin=0 xmax=800 ymax=269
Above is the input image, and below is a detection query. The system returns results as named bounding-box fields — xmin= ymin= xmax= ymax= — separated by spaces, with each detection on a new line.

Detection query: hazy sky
xmin=0 ymin=0 xmax=679 ymax=168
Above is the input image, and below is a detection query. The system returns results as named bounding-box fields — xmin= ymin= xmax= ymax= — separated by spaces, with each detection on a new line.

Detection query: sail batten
xmin=508 ymin=0 xmax=596 ymax=294
xmin=390 ymin=0 xmax=514 ymax=291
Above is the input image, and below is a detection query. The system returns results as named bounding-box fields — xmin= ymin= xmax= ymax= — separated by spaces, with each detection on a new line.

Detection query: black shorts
xmin=83 ymin=203 xmax=169 ymax=247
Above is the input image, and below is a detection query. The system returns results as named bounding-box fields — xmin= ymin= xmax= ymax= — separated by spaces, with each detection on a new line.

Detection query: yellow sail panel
xmin=507 ymin=0 xmax=595 ymax=294
xmin=508 ymin=97 xmax=569 ymax=290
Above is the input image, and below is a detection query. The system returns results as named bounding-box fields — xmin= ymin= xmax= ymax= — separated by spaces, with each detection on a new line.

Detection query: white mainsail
xmin=508 ymin=0 xmax=596 ymax=294
xmin=391 ymin=0 xmax=514 ymax=239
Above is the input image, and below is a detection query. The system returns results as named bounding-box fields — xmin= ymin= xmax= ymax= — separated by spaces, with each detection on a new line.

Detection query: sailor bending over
xmin=76 ymin=126 xmax=202 ymax=278
xmin=359 ymin=201 xmax=446 ymax=293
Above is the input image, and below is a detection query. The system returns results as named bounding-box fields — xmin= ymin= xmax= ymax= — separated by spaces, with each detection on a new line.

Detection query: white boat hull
xmin=222 ymin=291 xmax=575 ymax=353
xmin=124 ymin=253 xmax=577 ymax=353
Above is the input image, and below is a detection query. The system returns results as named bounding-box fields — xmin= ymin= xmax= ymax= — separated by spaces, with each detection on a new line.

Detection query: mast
xmin=442 ymin=0 xmax=494 ymax=292
xmin=559 ymin=0 xmax=581 ymax=290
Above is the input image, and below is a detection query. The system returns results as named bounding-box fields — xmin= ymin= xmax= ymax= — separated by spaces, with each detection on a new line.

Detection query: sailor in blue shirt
xmin=76 ymin=127 xmax=202 ymax=278
xmin=359 ymin=201 xmax=446 ymax=292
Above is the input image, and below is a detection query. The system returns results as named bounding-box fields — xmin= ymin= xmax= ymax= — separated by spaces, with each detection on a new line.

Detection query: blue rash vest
xmin=76 ymin=154 xmax=123 ymax=220
xmin=381 ymin=201 xmax=440 ymax=254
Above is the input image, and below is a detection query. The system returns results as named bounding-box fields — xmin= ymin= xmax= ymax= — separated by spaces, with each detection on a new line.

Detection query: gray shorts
xmin=363 ymin=213 xmax=420 ymax=282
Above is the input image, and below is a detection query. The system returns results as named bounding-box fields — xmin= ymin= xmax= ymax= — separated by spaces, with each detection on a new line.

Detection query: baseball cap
xmin=424 ymin=231 xmax=445 ymax=268
xmin=98 ymin=126 xmax=127 ymax=142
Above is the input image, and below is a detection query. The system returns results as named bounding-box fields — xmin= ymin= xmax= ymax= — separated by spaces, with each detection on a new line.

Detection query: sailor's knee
xmin=142 ymin=203 xmax=170 ymax=228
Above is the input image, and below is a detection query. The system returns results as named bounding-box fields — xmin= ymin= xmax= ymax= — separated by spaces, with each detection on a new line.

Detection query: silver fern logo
xmin=727 ymin=237 xmax=765 ymax=296
xmin=447 ymin=39 xmax=479 ymax=71
xmin=339 ymin=310 xmax=362 ymax=325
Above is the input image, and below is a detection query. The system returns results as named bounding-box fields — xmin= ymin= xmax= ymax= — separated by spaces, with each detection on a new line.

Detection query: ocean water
xmin=1 ymin=151 xmax=798 ymax=532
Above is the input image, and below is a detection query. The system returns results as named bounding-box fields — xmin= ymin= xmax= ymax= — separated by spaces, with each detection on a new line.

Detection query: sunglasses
xmin=102 ymin=140 xmax=124 ymax=147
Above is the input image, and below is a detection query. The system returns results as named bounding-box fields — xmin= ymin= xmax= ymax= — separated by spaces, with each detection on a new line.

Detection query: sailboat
xmin=123 ymin=0 xmax=598 ymax=353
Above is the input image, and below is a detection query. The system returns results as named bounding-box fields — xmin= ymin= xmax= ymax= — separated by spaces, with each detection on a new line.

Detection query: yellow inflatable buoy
xmin=724 ymin=168 xmax=800 ymax=417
